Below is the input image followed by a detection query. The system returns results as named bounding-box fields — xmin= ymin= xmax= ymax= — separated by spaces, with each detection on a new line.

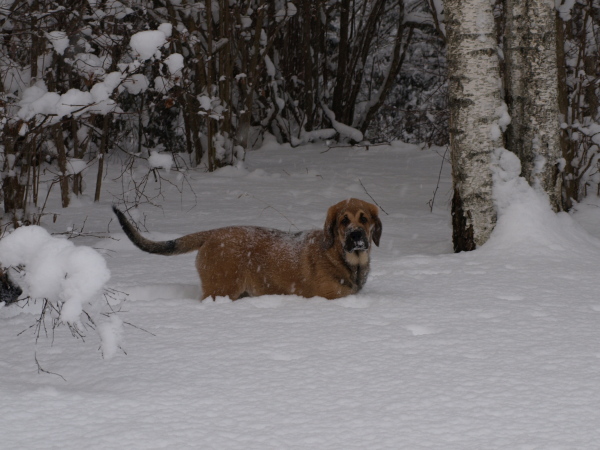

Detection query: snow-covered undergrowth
xmin=0 ymin=226 xmax=116 ymax=354
xmin=16 ymin=23 xmax=176 ymax=136
xmin=2 ymin=141 xmax=600 ymax=448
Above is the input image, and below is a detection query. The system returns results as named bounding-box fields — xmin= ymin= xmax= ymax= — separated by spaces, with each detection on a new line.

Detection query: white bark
xmin=505 ymin=0 xmax=563 ymax=211
xmin=445 ymin=0 xmax=502 ymax=251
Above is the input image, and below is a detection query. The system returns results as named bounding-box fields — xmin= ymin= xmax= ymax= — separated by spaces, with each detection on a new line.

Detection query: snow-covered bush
xmin=0 ymin=225 xmax=121 ymax=358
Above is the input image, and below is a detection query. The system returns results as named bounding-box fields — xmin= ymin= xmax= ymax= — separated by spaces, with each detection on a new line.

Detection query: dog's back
xmin=195 ymin=226 xmax=322 ymax=298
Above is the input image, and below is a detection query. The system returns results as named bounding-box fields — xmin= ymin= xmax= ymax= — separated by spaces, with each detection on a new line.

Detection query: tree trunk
xmin=555 ymin=13 xmax=575 ymax=209
xmin=206 ymin=0 xmax=216 ymax=172
xmin=2 ymin=131 xmax=20 ymax=215
xmin=236 ymin=0 xmax=266 ymax=151
xmin=302 ymin=0 xmax=314 ymax=132
xmin=445 ymin=0 xmax=501 ymax=251
xmin=331 ymin=0 xmax=350 ymax=120
xmin=94 ymin=115 xmax=111 ymax=202
xmin=504 ymin=0 xmax=563 ymax=211
xmin=503 ymin=0 xmax=526 ymax=168
xmin=54 ymin=124 xmax=70 ymax=208
xmin=71 ymin=118 xmax=84 ymax=196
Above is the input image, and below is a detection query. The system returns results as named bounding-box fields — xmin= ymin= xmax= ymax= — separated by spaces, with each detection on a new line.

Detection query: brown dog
xmin=113 ymin=198 xmax=381 ymax=300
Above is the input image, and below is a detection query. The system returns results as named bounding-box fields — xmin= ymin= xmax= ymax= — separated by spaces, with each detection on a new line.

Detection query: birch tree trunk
xmin=504 ymin=0 xmax=563 ymax=211
xmin=445 ymin=0 xmax=502 ymax=251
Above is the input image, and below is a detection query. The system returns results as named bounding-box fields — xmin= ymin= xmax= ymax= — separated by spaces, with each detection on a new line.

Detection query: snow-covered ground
xmin=2 ymin=140 xmax=600 ymax=449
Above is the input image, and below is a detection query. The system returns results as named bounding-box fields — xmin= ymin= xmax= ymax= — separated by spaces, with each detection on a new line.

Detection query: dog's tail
xmin=112 ymin=206 xmax=205 ymax=256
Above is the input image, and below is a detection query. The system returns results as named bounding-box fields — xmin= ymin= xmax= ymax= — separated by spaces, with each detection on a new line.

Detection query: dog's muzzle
xmin=345 ymin=229 xmax=369 ymax=253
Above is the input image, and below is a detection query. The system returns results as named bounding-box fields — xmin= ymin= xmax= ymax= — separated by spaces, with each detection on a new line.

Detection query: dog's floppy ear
xmin=368 ymin=204 xmax=382 ymax=247
xmin=323 ymin=203 xmax=339 ymax=248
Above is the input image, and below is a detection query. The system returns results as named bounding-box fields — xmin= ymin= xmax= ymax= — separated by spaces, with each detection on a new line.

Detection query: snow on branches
xmin=0 ymin=225 xmax=121 ymax=358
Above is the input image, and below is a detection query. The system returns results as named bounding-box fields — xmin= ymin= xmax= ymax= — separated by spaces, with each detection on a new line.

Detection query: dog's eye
xmin=359 ymin=215 xmax=368 ymax=224
xmin=341 ymin=216 xmax=350 ymax=226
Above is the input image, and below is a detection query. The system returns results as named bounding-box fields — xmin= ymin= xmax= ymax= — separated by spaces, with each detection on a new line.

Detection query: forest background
xmin=0 ymin=0 xmax=598 ymax=235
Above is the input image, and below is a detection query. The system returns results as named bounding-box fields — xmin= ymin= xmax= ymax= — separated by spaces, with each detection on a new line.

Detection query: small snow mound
xmin=46 ymin=31 xmax=69 ymax=55
xmin=66 ymin=158 xmax=87 ymax=175
xmin=56 ymin=89 xmax=93 ymax=118
xmin=130 ymin=27 xmax=169 ymax=60
xmin=259 ymin=132 xmax=292 ymax=151
xmin=148 ymin=150 xmax=174 ymax=172
xmin=122 ymin=74 xmax=149 ymax=95
xmin=322 ymin=104 xmax=363 ymax=142
xmin=157 ymin=23 xmax=172 ymax=38
xmin=212 ymin=161 xmax=249 ymax=178
xmin=163 ymin=53 xmax=184 ymax=74
xmin=486 ymin=148 xmax=600 ymax=256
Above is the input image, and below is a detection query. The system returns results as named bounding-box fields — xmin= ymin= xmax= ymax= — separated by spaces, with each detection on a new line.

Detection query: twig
xmin=35 ymin=353 xmax=66 ymax=382
xmin=103 ymin=288 xmax=129 ymax=310
xmin=306 ymin=168 xmax=323 ymax=178
xmin=103 ymin=288 xmax=154 ymax=336
xmin=122 ymin=320 xmax=157 ymax=337
xmin=238 ymin=192 xmax=300 ymax=231
xmin=427 ymin=145 xmax=449 ymax=212
xmin=52 ymin=217 xmax=119 ymax=241
xmin=358 ymin=179 xmax=389 ymax=215
xmin=321 ymin=142 xmax=390 ymax=153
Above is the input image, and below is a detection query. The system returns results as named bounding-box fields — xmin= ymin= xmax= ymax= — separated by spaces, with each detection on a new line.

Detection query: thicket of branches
xmin=0 ymin=0 xmax=599 ymax=232
xmin=557 ymin=0 xmax=600 ymax=208
xmin=0 ymin=0 xmax=442 ymax=229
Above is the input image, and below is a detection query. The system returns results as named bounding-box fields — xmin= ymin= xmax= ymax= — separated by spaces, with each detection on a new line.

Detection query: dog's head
xmin=324 ymin=198 xmax=382 ymax=253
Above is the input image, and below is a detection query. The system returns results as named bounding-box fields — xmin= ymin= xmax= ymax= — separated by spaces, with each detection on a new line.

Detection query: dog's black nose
xmin=349 ymin=230 xmax=364 ymax=241
xmin=346 ymin=229 xmax=368 ymax=252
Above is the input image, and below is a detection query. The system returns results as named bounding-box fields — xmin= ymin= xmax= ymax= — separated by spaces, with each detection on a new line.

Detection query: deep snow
xmin=2 ymin=140 xmax=600 ymax=449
